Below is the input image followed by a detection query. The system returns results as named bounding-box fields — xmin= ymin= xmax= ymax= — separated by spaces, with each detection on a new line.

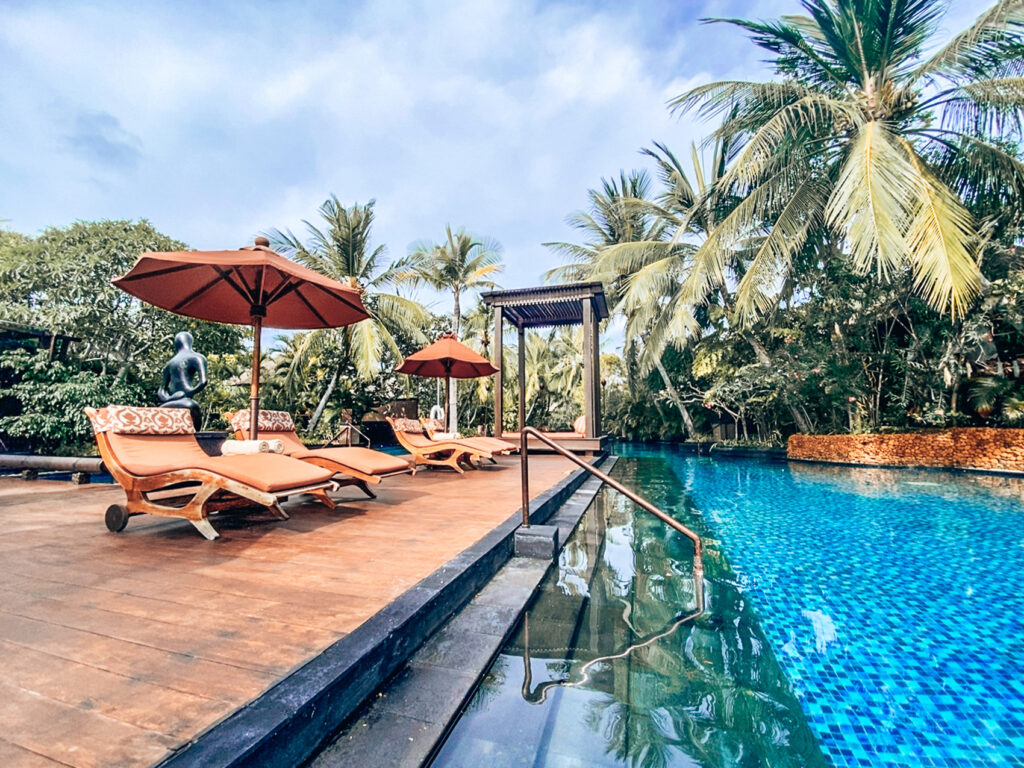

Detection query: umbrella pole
xmin=249 ymin=315 xmax=262 ymax=440
xmin=444 ymin=376 xmax=451 ymax=433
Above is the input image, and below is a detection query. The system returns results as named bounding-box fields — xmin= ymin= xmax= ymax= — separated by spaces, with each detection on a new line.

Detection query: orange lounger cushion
xmin=287 ymin=446 xmax=412 ymax=475
xmin=106 ymin=433 xmax=333 ymax=493
xmin=458 ymin=436 xmax=516 ymax=453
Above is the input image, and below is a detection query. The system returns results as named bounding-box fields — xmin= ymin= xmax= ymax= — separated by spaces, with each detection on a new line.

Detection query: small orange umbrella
xmin=397 ymin=334 xmax=498 ymax=432
xmin=113 ymin=237 xmax=369 ymax=438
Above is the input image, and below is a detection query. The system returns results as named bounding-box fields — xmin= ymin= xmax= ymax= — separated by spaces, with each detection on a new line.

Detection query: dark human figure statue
xmin=157 ymin=331 xmax=208 ymax=429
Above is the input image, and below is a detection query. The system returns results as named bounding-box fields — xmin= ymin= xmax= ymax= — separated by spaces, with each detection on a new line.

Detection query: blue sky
xmin=0 ymin=0 xmax=981 ymax=317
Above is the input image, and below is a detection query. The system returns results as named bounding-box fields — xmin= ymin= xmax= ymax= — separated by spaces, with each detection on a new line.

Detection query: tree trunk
xmin=653 ymin=357 xmax=697 ymax=440
xmin=744 ymin=333 xmax=811 ymax=434
xmin=449 ymin=289 xmax=461 ymax=433
xmin=309 ymin=365 xmax=340 ymax=433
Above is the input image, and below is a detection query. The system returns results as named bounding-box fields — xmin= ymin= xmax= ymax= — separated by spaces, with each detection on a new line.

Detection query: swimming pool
xmin=431 ymin=446 xmax=1024 ymax=767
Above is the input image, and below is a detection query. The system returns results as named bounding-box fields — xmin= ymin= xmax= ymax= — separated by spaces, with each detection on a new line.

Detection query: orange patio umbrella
xmin=113 ymin=237 xmax=369 ymax=439
xmin=396 ymin=334 xmax=498 ymax=433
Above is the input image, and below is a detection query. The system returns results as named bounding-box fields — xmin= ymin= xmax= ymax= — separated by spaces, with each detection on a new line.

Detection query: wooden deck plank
xmin=0 ymin=455 xmax=575 ymax=768
xmin=0 ymin=679 xmax=177 ymax=768
xmin=0 ymin=640 xmax=234 ymax=738
xmin=0 ymin=738 xmax=71 ymax=768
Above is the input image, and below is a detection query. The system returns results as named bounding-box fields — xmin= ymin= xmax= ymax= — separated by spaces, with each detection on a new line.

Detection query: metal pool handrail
xmin=517 ymin=427 xmax=706 ymax=704
xmin=519 ymin=426 xmax=704 ymax=614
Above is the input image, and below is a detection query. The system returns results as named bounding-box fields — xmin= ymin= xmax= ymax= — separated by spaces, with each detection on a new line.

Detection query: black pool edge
xmin=153 ymin=454 xmax=608 ymax=768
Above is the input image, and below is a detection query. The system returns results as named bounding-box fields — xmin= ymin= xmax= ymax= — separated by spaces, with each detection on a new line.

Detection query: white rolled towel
xmin=221 ymin=439 xmax=271 ymax=455
xmin=266 ymin=439 xmax=285 ymax=454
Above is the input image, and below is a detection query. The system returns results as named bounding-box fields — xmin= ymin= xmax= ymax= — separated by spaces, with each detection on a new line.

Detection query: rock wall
xmin=787 ymin=429 xmax=1024 ymax=473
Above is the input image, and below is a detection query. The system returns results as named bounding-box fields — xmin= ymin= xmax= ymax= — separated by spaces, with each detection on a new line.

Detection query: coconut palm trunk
xmin=654 ymin=357 xmax=697 ymax=440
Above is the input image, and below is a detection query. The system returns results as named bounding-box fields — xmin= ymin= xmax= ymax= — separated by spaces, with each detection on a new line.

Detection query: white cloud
xmin=0 ymin=0 xmax=772 ymax=297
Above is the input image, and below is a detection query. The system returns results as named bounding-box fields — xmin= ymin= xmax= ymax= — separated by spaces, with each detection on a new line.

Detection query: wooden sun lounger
xmin=385 ymin=417 xmax=494 ymax=473
xmin=420 ymin=418 xmax=518 ymax=463
xmin=225 ymin=409 xmax=415 ymax=498
xmin=86 ymin=406 xmax=338 ymax=540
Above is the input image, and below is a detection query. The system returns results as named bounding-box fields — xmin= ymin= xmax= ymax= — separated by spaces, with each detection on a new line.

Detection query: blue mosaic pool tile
xmin=651 ymin=452 xmax=1024 ymax=768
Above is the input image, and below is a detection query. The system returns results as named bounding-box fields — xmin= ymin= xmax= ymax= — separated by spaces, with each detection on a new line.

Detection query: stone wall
xmin=787 ymin=428 xmax=1024 ymax=473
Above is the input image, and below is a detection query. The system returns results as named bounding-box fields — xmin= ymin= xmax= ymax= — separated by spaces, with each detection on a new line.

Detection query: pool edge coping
xmin=153 ymin=453 xmax=608 ymax=768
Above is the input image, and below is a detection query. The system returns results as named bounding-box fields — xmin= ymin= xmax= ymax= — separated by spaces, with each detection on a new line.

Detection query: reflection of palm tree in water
xmin=511 ymin=463 xmax=824 ymax=768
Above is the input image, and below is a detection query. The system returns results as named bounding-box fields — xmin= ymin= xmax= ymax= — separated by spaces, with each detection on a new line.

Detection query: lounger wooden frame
xmin=385 ymin=418 xmax=494 ymax=474
xmin=93 ymin=430 xmax=337 ymax=541
xmin=420 ymin=419 xmax=517 ymax=463
xmin=226 ymin=424 xmax=414 ymax=499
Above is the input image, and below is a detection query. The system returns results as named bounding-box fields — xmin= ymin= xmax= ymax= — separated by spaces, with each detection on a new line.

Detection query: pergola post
xmin=590 ymin=298 xmax=601 ymax=436
xmin=582 ymin=297 xmax=596 ymax=439
xmin=493 ymin=306 xmax=504 ymax=437
xmin=517 ymin=324 xmax=526 ymax=432
xmin=481 ymin=282 xmax=609 ymax=453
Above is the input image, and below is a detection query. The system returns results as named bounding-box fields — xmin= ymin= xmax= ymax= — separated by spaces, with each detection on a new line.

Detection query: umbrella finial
xmin=254 ymin=236 xmax=270 ymax=247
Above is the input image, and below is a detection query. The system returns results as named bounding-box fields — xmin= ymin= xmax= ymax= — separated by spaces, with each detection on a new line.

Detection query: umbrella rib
xmin=305 ymin=281 xmax=366 ymax=318
xmin=116 ymin=263 xmax=198 ymax=283
xmin=293 ymin=288 xmax=330 ymax=327
xmin=263 ymin=277 xmax=298 ymax=306
xmin=214 ymin=266 xmax=259 ymax=305
xmin=172 ymin=272 xmax=224 ymax=313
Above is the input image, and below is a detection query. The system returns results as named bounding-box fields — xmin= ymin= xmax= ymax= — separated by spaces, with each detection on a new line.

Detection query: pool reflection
xmin=431 ymin=457 xmax=827 ymax=768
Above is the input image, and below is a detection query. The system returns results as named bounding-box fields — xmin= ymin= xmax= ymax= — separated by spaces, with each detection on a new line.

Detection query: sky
xmin=0 ymin=0 xmax=982 ymax=319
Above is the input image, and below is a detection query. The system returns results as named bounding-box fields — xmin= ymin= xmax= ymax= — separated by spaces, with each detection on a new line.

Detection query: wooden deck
xmin=0 ymin=454 xmax=576 ymax=768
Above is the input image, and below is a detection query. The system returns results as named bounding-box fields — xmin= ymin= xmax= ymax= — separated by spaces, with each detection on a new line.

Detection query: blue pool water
xmin=653 ymin=447 xmax=1024 ymax=767
xmin=433 ymin=447 xmax=1024 ymax=767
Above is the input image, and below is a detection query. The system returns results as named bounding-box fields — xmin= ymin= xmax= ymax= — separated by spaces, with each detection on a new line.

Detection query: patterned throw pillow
xmin=423 ymin=418 xmax=445 ymax=432
xmin=227 ymin=409 xmax=296 ymax=433
xmin=392 ymin=417 xmax=425 ymax=434
xmin=84 ymin=406 xmax=195 ymax=435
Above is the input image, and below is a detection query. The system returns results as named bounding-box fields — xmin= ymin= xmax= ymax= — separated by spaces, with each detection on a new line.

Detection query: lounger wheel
xmin=105 ymin=504 xmax=129 ymax=533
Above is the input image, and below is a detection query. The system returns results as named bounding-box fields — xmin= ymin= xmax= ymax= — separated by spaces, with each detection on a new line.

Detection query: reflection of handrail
xmin=520 ymin=606 xmax=704 ymax=704
xmin=517 ymin=426 xmax=705 ymax=703
xmin=519 ymin=426 xmax=703 ymax=611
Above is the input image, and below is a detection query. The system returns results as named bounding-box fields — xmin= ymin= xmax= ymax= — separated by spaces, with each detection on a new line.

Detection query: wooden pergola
xmin=482 ymin=282 xmax=610 ymax=454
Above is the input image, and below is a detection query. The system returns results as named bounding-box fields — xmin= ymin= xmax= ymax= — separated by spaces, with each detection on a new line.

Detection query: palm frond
xmin=913 ymin=0 xmax=1024 ymax=82
xmin=735 ymin=177 xmax=828 ymax=325
xmin=937 ymin=77 xmax=1024 ymax=136
xmin=901 ymin=143 xmax=982 ymax=317
xmin=826 ymin=121 xmax=914 ymax=281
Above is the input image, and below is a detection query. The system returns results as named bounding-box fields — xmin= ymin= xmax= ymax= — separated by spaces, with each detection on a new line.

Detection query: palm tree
xmin=266 ymin=196 xmax=430 ymax=431
xmin=397 ymin=226 xmax=503 ymax=432
xmin=544 ymin=169 xmax=704 ymax=438
xmin=671 ymin=0 xmax=1024 ymax=323
xmin=544 ymin=170 xmax=668 ymax=286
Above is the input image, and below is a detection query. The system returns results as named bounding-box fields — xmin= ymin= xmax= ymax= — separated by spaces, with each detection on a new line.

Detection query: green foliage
xmin=548 ymin=0 xmax=1024 ymax=443
xmin=0 ymin=349 xmax=148 ymax=454
xmin=0 ymin=219 xmax=244 ymax=385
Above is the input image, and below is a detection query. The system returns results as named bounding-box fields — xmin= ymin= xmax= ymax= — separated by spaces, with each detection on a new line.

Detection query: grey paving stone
xmin=449 ymin=602 xmax=521 ymax=636
xmin=376 ymin=663 xmax=477 ymax=724
xmin=515 ymin=524 xmax=560 ymax=559
xmin=309 ymin=707 xmax=440 ymax=768
xmin=416 ymin=625 xmax=504 ymax=672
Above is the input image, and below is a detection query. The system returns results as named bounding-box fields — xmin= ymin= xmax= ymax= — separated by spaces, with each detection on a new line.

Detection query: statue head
xmin=174 ymin=331 xmax=194 ymax=353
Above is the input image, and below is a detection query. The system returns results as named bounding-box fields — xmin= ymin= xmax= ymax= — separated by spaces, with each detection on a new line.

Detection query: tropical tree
xmin=397 ymin=226 xmax=502 ymax=432
xmin=266 ymin=196 xmax=430 ymax=431
xmin=670 ymin=0 xmax=1024 ymax=324
xmin=544 ymin=169 xmax=708 ymax=438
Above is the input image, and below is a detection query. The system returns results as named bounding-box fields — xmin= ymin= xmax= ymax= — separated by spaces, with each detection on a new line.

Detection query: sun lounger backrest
xmin=224 ymin=410 xmax=309 ymax=454
xmin=388 ymin=417 xmax=438 ymax=449
xmin=85 ymin=406 xmax=195 ymax=435
xmin=226 ymin=409 xmax=296 ymax=434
